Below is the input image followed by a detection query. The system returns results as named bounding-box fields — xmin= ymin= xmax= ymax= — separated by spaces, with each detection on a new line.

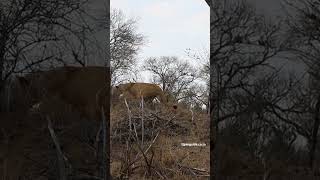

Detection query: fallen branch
xmin=97 ymin=107 xmax=107 ymax=179
xmin=176 ymin=163 xmax=209 ymax=177
xmin=47 ymin=116 xmax=67 ymax=180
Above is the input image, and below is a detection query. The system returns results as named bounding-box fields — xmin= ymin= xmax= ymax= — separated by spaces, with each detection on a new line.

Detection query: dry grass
xmin=110 ymin=99 xmax=210 ymax=179
xmin=3 ymin=89 xmax=320 ymax=179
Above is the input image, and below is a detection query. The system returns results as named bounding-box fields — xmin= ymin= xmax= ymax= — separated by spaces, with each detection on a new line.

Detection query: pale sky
xmin=111 ymin=0 xmax=210 ymax=81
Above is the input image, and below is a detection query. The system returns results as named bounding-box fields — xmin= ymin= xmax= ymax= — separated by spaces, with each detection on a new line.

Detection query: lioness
xmin=114 ymin=82 xmax=167 ymax=103
xmin=17 ymin=66 xmax=110 ymax=121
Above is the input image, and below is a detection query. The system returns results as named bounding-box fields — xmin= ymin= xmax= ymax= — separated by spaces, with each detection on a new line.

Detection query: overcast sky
xmin=110 ymin=0 xmax=300 ymax=82
xmin=110 ymin=0 xmax=285 ymax=60
xmin=111 ymin=0 xmax=209 ymax=64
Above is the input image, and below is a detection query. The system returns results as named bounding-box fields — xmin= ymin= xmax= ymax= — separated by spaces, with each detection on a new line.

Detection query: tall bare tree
xmin=283 ymin=0 xmax=320 ymax=168
xmin=109 ymin=9 xmax=145 ymax=85
xmin=207 ymin=0 xmax=286 ymax=178
xmin=143 ymin=56 xmax=198 ymax=102
xmin=185 ymin=48 xmax=210 ymax=109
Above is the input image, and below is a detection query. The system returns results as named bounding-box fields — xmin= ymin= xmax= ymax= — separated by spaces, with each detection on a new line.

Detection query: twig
xmin=124 ymin=98 xmax=132 ymax=132
xmin=176 ymin=163 xmax=209 ymax=176
xmin=122 ymin=132 xmax=161 ymax=176
xmin=141 ymin=95 xmax=144 ymax=146
xmin=47 ymin=116 xmax=67 ymax=180
xmin=97 ymin=107 xmax=107 ymax=179
xmin=1 ymin=128 xmax=8 ymax=180
xmin=190 ymin=107 xmax=194 ymax=122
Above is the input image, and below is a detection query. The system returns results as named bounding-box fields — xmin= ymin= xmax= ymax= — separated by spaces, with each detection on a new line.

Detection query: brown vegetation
xmin=110 ymin=97 xmax=210 ymax=179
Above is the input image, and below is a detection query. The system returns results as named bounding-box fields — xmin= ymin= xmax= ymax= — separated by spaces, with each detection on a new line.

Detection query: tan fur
xmin=114 ymin=83 xmax=167 ymax=103
xmin=17 ymin=66 xmax=110 ymax=121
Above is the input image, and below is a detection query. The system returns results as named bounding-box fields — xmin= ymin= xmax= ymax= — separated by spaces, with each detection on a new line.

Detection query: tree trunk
xmin=310 ymin=94 xmax=320 ymax=168
xmin=0 ymin=79 xmax=5 ymax=112
xmin=0 ymin=39 xmax=6 ymax=111
xmin=97 ymin=107 xmax=107 ymax=179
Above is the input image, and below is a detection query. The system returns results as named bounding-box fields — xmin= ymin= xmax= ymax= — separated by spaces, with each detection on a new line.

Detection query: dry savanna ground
xmin=0 ymin=92 xmax=209 ymax=179
xmin=110 ymin=99 xmax=210 ymax=179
